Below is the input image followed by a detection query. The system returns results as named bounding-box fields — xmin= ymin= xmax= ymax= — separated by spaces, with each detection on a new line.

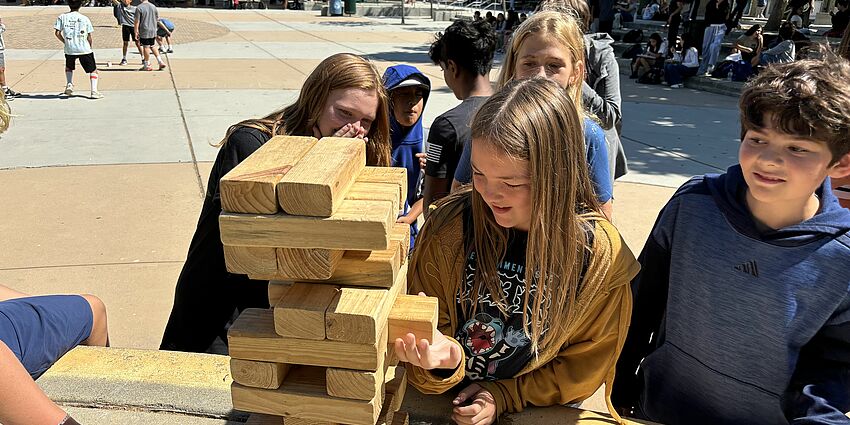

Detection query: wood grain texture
xmin=345 ymin=181 xmax=401 ymax=216
xmin=325 ymin=330 xmax=392 ymax=401
xmin=220 ymin=136 xmax=318 ymax=214
xmin=219 ymin=199 xmax=394 ymax=251
xmin=268 ymin=281 xmax=293 ymax=307
xmin=245 ymin=414 xmax=284 ymax=425
xmin=387 ymin=295 xmax=438 ymax=344
xmin=389 ymin=223 xmax=410 ymax=265
xmin=326 ymin=263 xmax=408 ymax=345
xmin=231 ymin=358 xmax=291 ymax=390
xmin=228 ymin=308 xmax=382 ymax=371
xmin=231 ymin=365 xmax=381 ymax=425
xmin=224 ymin=246 xmax=278 ymax=276
xmin=277 ymin=138 xmax=366 ymax=217
xmin=276 ymin=248 xmax=345 ymax=281
xmin=274 ymin=283 xmax=339 ymax=340
xmin=357 ymin=167 xmax=408 ymax=206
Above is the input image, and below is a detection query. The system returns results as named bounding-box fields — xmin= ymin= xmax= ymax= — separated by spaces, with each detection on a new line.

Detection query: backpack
xmin=623 ymin=29 xmax=644 ymax=43
xmin=638 ymin=67 xmax=663 ymax=84
xmin=622 ymin=43 xmax=644 ymax=59
xmin=710 ymin=60 xmax=735 ymax=78
xmin=731 ymin=60 xmax=753 ymax=82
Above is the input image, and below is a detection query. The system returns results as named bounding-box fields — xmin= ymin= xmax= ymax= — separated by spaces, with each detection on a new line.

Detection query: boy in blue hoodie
xmin=612 ymin=53 xmax=850 ymax=424
xmin=382 ymin=64 xmax=430 ymax=248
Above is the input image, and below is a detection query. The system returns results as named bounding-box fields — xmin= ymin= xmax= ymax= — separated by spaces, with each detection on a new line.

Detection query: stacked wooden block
xmin=219 ymin=136 xmax=438 ymax=425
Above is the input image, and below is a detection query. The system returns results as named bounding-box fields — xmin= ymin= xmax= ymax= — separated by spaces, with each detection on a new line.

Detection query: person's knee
xmin=80 ymin=294 xmax=109 ymax=347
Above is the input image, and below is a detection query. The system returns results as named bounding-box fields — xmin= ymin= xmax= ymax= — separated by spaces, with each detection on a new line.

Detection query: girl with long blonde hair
xmin=453 ymin=11 xmax=615 ymax=219
xmin=161 ymin=53 xmax=391 ymax=353
xmin=395 ymin=78 xmax=639 ymax=425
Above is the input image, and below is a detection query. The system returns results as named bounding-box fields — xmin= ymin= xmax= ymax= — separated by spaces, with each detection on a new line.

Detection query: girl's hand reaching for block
xmin=393 ymin=293 xmax=461 ymax=370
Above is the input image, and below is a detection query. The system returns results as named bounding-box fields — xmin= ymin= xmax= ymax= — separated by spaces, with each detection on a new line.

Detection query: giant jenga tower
xmin=217 ymin=136 xmax=438 ymax=425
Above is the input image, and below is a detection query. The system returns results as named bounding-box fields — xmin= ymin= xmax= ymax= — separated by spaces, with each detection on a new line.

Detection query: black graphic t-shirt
xmin=455 ymin=208 xmax=594 ymax=381
xmin=455 ymin=230 xmax=543 ymax=381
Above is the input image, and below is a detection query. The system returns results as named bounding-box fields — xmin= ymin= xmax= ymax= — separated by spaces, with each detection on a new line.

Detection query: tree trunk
xmin=840 ymin=26 xmax=850 ymax=60
xmin=765 ymin=0 xmax=787 ymax=30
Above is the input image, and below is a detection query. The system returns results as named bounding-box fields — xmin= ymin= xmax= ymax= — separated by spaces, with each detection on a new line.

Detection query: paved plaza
xmin=0 ymin=5 xmax=743 ymax=422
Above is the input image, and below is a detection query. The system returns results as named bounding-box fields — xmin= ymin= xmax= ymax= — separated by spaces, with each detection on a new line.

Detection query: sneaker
xmin=158 ymin=63 xmax=167 ymax=71
xmin=63 ymin=84 xmax=74 ymax=96
xmin=671 ymin=83 xmax=683 ymax=88
xmin=119 ymin=58 xmax=128 ymax=66
xmin=3 ymin=88 xmax=20 ymax=98
xmin=140 ymin=65 xmax=154 ymax=71
xmin=158 ymin=47 xmax=165 ymax=53
xmin=90 ymin=91 xmax=104 ymax=99
xmin=167 ymin=48 xmax=173 ymax=53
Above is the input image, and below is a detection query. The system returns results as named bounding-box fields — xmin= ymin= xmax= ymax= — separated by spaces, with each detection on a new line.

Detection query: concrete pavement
xmin=0 ymin=5 xmax=742 ymax=422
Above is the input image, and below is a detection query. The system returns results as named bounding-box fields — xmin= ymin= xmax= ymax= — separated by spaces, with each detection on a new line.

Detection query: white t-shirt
xmin=54 ymin=11 xmax=93 ymax=56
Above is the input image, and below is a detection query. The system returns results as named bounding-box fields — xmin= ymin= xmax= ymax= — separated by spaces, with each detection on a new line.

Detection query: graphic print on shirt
xmin=455 ymin=248 xmax=549 ymax=381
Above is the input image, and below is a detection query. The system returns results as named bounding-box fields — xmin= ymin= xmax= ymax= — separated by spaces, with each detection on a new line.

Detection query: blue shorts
xmin=0 ymin=295 xmax=93 ymax=379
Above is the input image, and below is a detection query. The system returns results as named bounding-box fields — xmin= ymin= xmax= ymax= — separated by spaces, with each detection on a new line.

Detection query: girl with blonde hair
xmin=395 ymin=78 xmax=639 ymax=425
xmin=454 ymin=11 xmax=615 ymax=219
xmin=161 ymin=53 xmax=392 ymax=353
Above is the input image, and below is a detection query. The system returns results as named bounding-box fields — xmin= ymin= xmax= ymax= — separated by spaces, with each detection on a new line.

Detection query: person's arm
xmin=87 ymin=33 xmax=93 ymax=49
xmin=584 ymin=122 xmax=614 ymax=220
xmin=134 ymin=9 xmax=141 ymax=38
xmin=397 ymin=198 xmax=423 ymax=224
xmin=0 ymin=341 xmax=74 ymax=425
xmin=54 ymin=29 xmax=64 ymax=44
xmin=582 ymin=52 xmax=622 ymax=134
xmin=0 ymin=285 xmax=28 ymax=302
xmin=611 ymin=199 xmax=677 ymax=413
xmin=734 ymin=37 xmax=754 ymax=53
xmin=423 ymin=117 xmax=459 ymax=216
xmin=782 ymin=296 xmax=850 ymax=423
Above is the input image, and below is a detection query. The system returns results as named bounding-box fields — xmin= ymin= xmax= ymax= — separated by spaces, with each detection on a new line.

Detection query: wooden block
xmin=231 ymin=358 xmax=291 ymax=390
xmin=246 ymin=413 xmax=285 ymax=425
xmin=274 ymin=283 xmax=339 ymax=340
xmin=268 ymin=281 xmax=293 ymax=307
xmin=277 ymin=138 xmax=366 ymax=217
xmin=389 ymin=412 xmax=408 ymax=425
xmin=346 ymin=181 xmax=401 ymax=215
xmin=325 ymin=332 xmax=394 ymax=401
xmin=390 ymin=223 xmax=410 ymax=264
xmin=357 ymin=167 xmax=407 ymax=206
xmin=276 ymin=248 xmax=345 ymax=281
xmin=384 ymin=367 xmax=407 ymax=410
xmin=219 ymin=199 xmax=394 ymax=251
xmin=224 ymin=246 xmax=278 ymax=276
xmin=388 ymin=295 xmax=438 ymax=344
xmin=283 ymin=418 xmax=334 ymax=425
xmin=220 ymin=136 xmax=318 ymax=214
xmin=326 ymin=263 xmax=408 ymax=344
xmin=232 ymin=366 xmax=382 ymax=425
xmin=228 ymin=309 xmax=382 ymax=371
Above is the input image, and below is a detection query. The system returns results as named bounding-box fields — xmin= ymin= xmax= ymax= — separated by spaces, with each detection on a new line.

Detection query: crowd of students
xmin=2 ymin=1 xmax=850 ymax=424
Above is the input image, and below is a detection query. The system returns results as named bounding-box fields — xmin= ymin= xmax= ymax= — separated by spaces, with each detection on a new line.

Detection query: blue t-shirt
xmin=453 ymin=117 xmax=613 ymax=203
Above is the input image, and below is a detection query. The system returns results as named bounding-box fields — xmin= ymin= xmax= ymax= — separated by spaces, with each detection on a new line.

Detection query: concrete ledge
xmin=40 ymin=346 xmax=655 ymax=424
xmin=38 ymin=346 xmax=241 ymax=420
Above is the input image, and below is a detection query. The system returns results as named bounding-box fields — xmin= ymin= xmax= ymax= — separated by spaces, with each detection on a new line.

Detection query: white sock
xmin=65 ymin=71 xmax=73 ymax=85
xmin=90 ymin=73 xmax=98 ymax=93
xmin=156 ymin=56 xmax=164 ymax=65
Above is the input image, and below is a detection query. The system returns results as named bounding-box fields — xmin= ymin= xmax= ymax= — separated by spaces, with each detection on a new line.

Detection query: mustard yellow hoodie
xmin=405 ymin=194 xmax=640 ymax=422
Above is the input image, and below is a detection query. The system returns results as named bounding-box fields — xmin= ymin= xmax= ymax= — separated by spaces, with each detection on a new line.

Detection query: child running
xmin=395 ymin=77 xmax=639 ymax=425
xmin=54 ymin=0 xmax=103 ymax=99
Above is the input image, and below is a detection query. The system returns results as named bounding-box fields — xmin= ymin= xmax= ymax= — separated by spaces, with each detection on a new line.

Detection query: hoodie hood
xmin=704 ymin=164 xmax=850 ymax=245
xmin=584 ymin=33 xmax=615 ymax=84
xmin=382 ymin=65 xmax=431 ymax=150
